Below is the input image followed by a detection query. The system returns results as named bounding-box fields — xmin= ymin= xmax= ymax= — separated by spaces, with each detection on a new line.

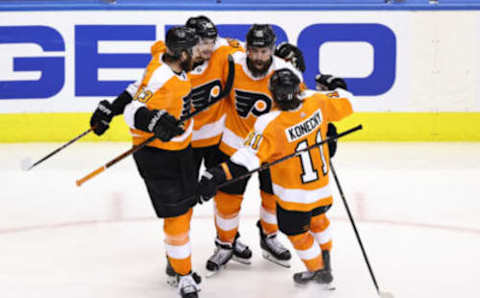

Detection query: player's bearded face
xmin=194 ymin=38 xmax=216 ymax=62
xmin=180 ymin=50 xmax=194 ymax=72
xmin=247 ymin=46 xmax=273 ymax=77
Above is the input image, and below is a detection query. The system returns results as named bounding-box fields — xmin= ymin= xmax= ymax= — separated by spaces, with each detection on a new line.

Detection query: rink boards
xmin=1 ymin=9 xmax=480 ymax=141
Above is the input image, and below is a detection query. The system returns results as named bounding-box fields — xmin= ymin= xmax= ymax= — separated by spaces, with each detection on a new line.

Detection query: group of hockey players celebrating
xmin=89 ymin=16 xmax=354 ymax=298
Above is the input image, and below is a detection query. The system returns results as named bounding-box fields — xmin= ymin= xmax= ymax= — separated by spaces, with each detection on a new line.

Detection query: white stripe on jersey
xmin=192 ymin=114 xmax=225 ymax=141
xmin=272 ymin=182 xmax=332 ymax=205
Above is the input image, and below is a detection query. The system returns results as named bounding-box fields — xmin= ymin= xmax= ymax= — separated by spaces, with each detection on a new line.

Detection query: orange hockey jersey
xmin=189 ymin=37 xmax=244 ymax=148
xmin=123 ymin=42 xmax=193 ymax=151
xmin=230 ymin=89 xmax=354 ymax=211
xmin=219 ymin=51 xmax=304 ymax=156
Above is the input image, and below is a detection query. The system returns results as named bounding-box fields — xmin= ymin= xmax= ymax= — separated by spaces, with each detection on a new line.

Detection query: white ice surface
xmin=1 ymin=142 xmax=479 ymax=298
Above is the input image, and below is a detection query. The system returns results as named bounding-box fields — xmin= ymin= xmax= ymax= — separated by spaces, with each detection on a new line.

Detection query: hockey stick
xmin=219 ymin=124 xmax=362 ymax=188
xmin=21 ymin=128 xmax=94 ymax=171
xmin=329 ymin=161 xmax=394 ymax=298
xmin=76 ymin=55 xmax=235 ymax=187
xmin=161 ymin=124 xmax=363 ymax=208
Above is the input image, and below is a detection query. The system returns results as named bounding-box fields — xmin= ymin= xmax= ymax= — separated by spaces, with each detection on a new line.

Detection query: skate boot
xmin=178 ymin=272 xmax=201 ymax=298
xmin=166 ymin=258 xmax=178 ymax=287
xmin=232 ymin=233 xmax=252 ymax=265
xmin=167 ymin=259 xmax=202 ymax=289
xmin=257 ymin=221 xmax=291 ymax=268
xmin=205 ymin=238 xmax=234 ymax=277
xmin=322 ymin=250 xmax=331 ymax=272
xmin=293 ymin=268 xmax=334 ymax=290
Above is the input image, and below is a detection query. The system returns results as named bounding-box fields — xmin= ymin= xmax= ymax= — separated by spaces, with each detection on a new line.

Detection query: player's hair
xmin=165 ymin=26 xmax=198 ymax=58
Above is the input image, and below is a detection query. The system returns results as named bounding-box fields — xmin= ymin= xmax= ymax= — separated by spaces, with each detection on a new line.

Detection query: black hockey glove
xmin=315 ymin=74 xmax=347 ymax=91
xmin=90 ymin=91 xmax=133 ymax=136
xmin=196 ymin=166 xmax=227 ymax=204
xmin=275 ymin=42 xmax=306 ymax=73
xmin=326 ymin=123 xmax=338 ymax=158
xmin=90 ymin=100 xmax=114 ymax=136
xmin=135 ymin=108 xmax=184 ymax=142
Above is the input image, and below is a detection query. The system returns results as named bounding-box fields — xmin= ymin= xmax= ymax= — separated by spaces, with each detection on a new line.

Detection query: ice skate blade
xmin=379 ymin=291 xmax=394 ymax=298
xmin=232 ymin=255 xmax=251 ymax=265
xmin=322 ymin=282 xmax=336 ymax=291
xmin=262 ymin=251 xmax=290 ymax=268
xmin=166 ymin=275 xmax=178 ymax=288
xmin=205 ymin=265 xmax=225 ymax=278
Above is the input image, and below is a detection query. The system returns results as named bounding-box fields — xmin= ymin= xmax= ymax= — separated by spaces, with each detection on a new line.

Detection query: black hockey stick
xmin=21 ymin=127 xmax=94 ymax=171
xmin=329 ymin=161 xmax=394 ymax=298
xmin=162 ymin=124 xmax=363 ymax=208
xmin=76 ymin=55 xmax=235 ymax=187
xmin=219 ymin=124 xmax=362 ymax=188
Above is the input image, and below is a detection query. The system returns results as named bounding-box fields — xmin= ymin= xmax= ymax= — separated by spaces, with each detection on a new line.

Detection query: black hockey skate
xmin=293 ymin=268 xmax=334 ymax=290
xmin=205 ymin=238 xmax=234 ymax=277
xmin=256 ymin=221 xmax=291 ymax=268
xmin=166 ymin=258 xmax=201 ymax=289
xmin=322 ymin=250 xmax=331 ymax=271
xmin=166 ymin=258 xmax=178 ymax=287
xmin=178 ymin=272 xmax=202 ymax=298
xmin=232 ymin=233 xmax=252 ymax=265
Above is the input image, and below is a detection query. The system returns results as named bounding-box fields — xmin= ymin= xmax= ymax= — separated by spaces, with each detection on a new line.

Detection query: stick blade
xmin=20 ymin=158 xmax=33 ymax=171
xmin=379 ymin=291 xmax=394 ymax=298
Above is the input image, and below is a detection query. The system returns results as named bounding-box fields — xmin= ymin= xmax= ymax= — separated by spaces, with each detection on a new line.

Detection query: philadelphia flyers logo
xmin=234 ymin=89 xmax=272 ymax=118
xmin=191 ymin=80 xmax=223 ymax=111
xmin=181 ymin=92 xmax=192 ymax=120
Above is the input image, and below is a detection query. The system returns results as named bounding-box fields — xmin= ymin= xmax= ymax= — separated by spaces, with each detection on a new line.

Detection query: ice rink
xmin=1 ymin=142 xmax=479 ymax=298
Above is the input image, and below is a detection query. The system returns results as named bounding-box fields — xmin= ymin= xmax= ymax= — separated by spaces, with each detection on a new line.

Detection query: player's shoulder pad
xmin=149 ymin=62 xmax=180 ymax=88
xmin=272 ymin=56 xmax=304 ymax=82
xmin=231 ymin=50 xmax=246 ymax=64
xmin=254 ymin=110 xmax=282 ymax=134
xmin=214 ymin=37 xmax=229 ymax=51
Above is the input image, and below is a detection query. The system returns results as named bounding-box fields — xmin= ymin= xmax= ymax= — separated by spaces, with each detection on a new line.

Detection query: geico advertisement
xmin=0 ymin=11 xmax=411 ymax=113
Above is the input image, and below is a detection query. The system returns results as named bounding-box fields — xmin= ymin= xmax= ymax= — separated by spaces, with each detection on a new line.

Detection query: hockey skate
xmin=166 ymin=258 xmax=202 ymax=289
xmin=256 ymin=221 xmax=291 ymax=268
xmin=166 ymin=258 xmax=178 ymax=287
xmin=178 ymin=272 xmax=201 ymax=298
xmin=232 ymin=233 xmax=252 ymax=265
xmin=205 ymin=238 xmax=234 ymax=277
xmin=293 ymin=268 xmax=334 ymax=290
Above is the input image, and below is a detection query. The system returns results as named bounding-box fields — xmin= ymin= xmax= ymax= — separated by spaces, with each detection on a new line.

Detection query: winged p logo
xmin=234 ymin=89 xmax=272 ymax=118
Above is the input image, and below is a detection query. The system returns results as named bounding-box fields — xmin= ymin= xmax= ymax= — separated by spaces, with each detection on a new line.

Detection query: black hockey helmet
xmin=269 ymin=68 xmax=301 ymax=110
xmin=165 ymin=26 xmax=199 ymax=57
xmin=246 ymin=24 xmax=276 ymax=49
xmin=185 ymin=15 xmax=218 ymax=40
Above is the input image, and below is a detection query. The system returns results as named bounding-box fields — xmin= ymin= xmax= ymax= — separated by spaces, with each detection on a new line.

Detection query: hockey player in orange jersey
xmin=196 ymin=68 xmax=353 ymax=286
xmin=201 ymin=24 xmax=304 ymax=275
xmin=274 ymin=41 xmax=349 ymax=277
xmin=121 ymin=27 xmax=203 ymax=298
xmin=182 ymin=16 xmax=257 ymax=269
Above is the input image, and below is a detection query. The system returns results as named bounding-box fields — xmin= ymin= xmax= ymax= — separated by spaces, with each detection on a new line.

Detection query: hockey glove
xmin=135 ymin=108 xmax=184 ymax=142
xmin=196 ymin=166 xmax=227 ymax=204
xmin=90 ymin=100 xmax=114 ymax=136
xmin=150 ymin=110 xmax=184 ymax=142
xmin=275 ymin=42 xmax=306 ymax=73
xmin=326 ymin=123 xmax=338 ymax=158
xmin=90 ymin=91 xmax=133 ymax=136
xmin=315 ymin=74 xmax=348 ymax=91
